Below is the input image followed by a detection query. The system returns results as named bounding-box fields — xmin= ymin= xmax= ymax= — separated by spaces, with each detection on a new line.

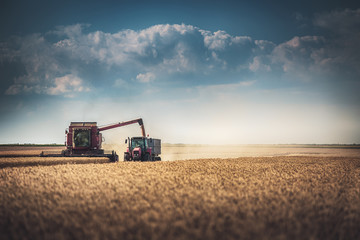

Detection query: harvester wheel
xmin=110 ymin=151 xmax=119 ymax=162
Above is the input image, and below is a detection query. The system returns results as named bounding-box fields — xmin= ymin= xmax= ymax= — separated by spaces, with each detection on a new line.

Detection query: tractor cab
xmin=131 ymin=137 xmax=147 ymax=151
xmin=126 ymin=137 xmax=148 ymax=161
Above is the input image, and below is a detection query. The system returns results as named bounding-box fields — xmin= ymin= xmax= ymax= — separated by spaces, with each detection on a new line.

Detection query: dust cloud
xmin=102 ymin=143 xmax=360 ymax=161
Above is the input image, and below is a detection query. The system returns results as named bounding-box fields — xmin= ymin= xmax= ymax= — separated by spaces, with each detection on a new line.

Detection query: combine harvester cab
xmin=124 ymin=137 xmax=161 ymax=161
xmin=66 ymin=122 xmax=102 ymax=154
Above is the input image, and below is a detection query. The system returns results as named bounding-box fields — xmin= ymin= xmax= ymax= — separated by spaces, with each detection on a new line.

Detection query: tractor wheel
xmin=124 ymin=152 xmax=130 ymax=161
xmin=143 ymin=153 xmax=151 ymax=161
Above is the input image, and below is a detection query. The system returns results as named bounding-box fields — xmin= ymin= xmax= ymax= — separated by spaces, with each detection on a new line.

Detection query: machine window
xmin=74 ymin=129 xmax=90 ymax=147
xmin=131 ymin=138 xmax=145 ymax=149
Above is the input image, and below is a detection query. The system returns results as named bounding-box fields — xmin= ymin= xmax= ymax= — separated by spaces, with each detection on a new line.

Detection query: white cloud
xmin=254 ymin=40 xmax=275 ymax=52
xmin=5 ymin=74 xmax=89 ymax=97
xmin=271 ymin=35 xmax=327 ymax=79
xmin=47 ymin=74 xmax=90 ymax=97
xmin=249 ymin=56 xmax=271 ymax=72
xmin=201 ymin=30 xmax=252 ymax=51
xmin=51 ymin=23 xmax=256 ymax=73
xmin=202 ymin=30 xmax=231 ymax=50
xmin=136 ymin=72 xmax=156 ymax=83
xmin=5 ymin=84 xmax=41 ymax=95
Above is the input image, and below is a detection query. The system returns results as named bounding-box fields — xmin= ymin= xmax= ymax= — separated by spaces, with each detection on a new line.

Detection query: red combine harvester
xmin=40 ymin=118 xmax=146 ymax=162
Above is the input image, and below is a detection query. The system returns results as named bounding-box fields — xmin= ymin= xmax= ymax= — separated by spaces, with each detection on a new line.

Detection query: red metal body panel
xmin=132 ymin=147 xmax=142 ymax=160
xmin=66 ymin=132 xmax=72 ymax=148
xmin=91 ymin=126 xmax=100 ymax=149
xmin=147 ymin=148 xmax=152 ymax=155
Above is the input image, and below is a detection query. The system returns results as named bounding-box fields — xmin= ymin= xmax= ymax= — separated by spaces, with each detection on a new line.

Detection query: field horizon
xmin=1 ymin=143 xmax=360 ymax=147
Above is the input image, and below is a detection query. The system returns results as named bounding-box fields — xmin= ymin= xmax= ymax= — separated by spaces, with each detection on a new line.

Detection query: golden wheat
xmin=0 ymin=152 xmax=359 ymax=239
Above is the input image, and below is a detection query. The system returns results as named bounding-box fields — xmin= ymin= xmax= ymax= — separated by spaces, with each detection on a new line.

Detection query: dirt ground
xmin=0 ymin=145 xmax=359 ymax=239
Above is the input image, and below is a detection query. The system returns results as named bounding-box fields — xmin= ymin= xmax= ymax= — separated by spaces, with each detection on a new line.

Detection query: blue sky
xmin=0 ymin=0 xmax=359 ymax=144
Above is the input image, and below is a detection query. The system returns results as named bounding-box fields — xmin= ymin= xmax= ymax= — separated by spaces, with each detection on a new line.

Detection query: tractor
xmin=124 ymin=137 xmax=161 ymax=161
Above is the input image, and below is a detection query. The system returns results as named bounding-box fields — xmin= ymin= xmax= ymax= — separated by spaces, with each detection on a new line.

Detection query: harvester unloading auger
xmin=40 ymin=118 xmax=146 ymax=162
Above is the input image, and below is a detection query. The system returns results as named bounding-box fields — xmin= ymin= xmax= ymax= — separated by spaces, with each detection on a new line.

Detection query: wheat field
xmin=0 ymin=146 xmax=360 ymax=239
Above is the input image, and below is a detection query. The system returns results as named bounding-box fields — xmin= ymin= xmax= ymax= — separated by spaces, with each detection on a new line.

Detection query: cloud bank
xmin=1 ymin=9 xmax=359 ymax=98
